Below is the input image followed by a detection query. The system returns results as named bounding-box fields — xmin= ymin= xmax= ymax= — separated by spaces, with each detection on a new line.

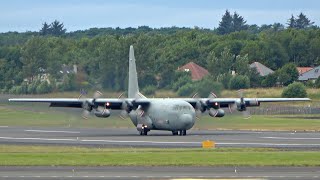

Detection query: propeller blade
xmin=119 ymin=110 xmax=129 ymax=120
xmin=242 ymin=110 xmax=251 ymax=119
xmin=93 ymin=91 xmax=103 ymax=99
xmin=82 ymin=110 xmax=90 ymax=120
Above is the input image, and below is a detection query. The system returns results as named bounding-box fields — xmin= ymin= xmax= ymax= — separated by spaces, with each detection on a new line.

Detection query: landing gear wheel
xmin=182 ymin=130 xmax=187 ymax=136
xmin=139 ymin=131 xmax=143 ymax=135
xmin=179 ymin=130 xmax=183 ymax=136
xmin=172 ymin=131 xmax=178 ymax=136
xmin=143 ymin=128 xmax=148 ymax=136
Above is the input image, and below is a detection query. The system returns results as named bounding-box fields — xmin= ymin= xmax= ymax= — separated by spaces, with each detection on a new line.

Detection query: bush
xmin=282 ymin=82 xmax=307 ymax=98
xmin=315 ymin=77 xmax=320 ymax=88
xmin=195 ymin=76 xmax=224 ymax=97
xmin=229 ymin=75 xmax=250 ymax=90
xmin=177 ymin=83 xmax=196 ymax=97
xmin=36 ymin=81 xmax=52 ymax=94
xmin=217 ymin=73 xmax=232 ymax=89
xmin=171 ymin=72 xmax=192 ymax=91
xmin=142 ymin=85 xmax=157 ymax=96
xmin=261 ymin=73 xmax=278 ymax=87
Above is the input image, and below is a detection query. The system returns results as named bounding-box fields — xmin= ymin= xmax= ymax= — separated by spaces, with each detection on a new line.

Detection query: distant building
xmin=297 ymin=67 xmax=313 ymax=75
xmin=59 ymin=64 xmax=78 ymax=75
xmin=298 ymin=65 xmax=320 ymax=82
xmin=249 ymin=62 xmax=274 ymax=76
xmin=177 ymin=62 xmax=209 ymax=81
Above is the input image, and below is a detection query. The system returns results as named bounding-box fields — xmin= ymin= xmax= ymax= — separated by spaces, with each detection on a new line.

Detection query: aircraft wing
xmin=183 ymin=97 xmax=310 ymax=108
xmin=8 ymin=98 xmax=151 ymax=110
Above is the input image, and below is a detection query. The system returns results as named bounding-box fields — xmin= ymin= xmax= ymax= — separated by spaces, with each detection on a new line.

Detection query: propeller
xmin=229 ymin=89 xmax=251 ymax=119
xmin=79 ymin=91 xmax=103 ymax=119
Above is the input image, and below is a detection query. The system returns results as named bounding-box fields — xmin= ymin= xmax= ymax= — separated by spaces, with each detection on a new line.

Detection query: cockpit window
xmin=173 ymin=105 xmax=191 ymax=111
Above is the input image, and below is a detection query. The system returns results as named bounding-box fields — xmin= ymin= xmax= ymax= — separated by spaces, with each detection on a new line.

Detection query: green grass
xmin=0 ymin=105 xmax=319 ymax=131
xmin=0 ymin=145 xmax=319 ymax=166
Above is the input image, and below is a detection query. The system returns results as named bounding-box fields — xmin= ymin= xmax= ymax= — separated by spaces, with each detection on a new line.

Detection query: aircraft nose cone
xmin=180 ymin=114 xmax=193 ymax=126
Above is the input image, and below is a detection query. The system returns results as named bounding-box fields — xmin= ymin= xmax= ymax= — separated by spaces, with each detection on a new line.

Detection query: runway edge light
xmin=202 ymin=140 xmax=215 ymax=148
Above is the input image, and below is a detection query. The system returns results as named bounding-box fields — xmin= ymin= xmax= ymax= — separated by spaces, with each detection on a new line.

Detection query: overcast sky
xmin=0 ymin=0 xmax=319 ymax=32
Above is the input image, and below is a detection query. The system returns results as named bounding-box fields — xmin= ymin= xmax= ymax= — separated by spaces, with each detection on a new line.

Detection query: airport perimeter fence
xmin=248 ymin=104 xmax=320 ymax=115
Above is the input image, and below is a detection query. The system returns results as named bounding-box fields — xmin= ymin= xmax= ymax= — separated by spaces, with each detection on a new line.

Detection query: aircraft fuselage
xmin=129 ymin=99 xmax=196 ymax=131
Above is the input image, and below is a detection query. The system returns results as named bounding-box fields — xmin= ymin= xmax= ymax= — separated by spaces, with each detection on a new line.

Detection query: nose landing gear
xmin=137 ymin=124 xmax=149 ymax=136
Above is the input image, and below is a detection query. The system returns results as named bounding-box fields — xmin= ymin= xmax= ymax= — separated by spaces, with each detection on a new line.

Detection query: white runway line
xmin=1 ymin=136 xmax=320 ymax=146
xmin=0 ymin=137 xmax=75 ymax=141
xmin=25 ymin=130 xmax=80 ymax=134
xmin=0 ymin=126 xmax=8 ymax=128
xmin=262 ymin=137 xmax=320 ymax=140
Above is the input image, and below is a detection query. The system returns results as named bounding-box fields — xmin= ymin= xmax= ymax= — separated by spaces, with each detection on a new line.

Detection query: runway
xmin=0 ymin=126 xmax=320 ymax=149
xmin=0 ymin=166 xmax=319 ymax=179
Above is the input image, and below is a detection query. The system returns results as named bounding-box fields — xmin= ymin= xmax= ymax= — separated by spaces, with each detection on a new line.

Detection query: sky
xmin=0 ymin=0 xmax=319 ymax=32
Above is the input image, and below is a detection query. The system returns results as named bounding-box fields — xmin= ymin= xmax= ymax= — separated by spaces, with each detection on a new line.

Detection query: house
xmin=249 ymin=62 xmax=274 ymax=76
xmin=177 ymin=62 xmax=209 ymax=81
xmin=298 ymin=65 xmax=320 ymax=82
xmin=59 ymin=64 xmax=78 ymax=75
xmin=297 ymin=67 xmax=313 ymax=75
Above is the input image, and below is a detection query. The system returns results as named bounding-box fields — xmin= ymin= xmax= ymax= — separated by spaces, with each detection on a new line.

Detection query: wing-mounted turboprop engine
xmin=194 ymin=92 xmax=225 ymax=118
xmin=230 ymin=90 xmax=259 ymax=119
xmin=80 ymin=91 xmax=110 ymax=119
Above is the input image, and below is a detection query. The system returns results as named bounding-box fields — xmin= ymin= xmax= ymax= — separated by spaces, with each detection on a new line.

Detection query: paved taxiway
xmin=0 ymin=126 xmax=319 ymax=149
xmin=0 ymin=166 xmax=319 ymax=179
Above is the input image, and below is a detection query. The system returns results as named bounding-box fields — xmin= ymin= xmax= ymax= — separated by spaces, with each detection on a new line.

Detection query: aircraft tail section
xmin=128 ymin=45 xmax=145 ymax=99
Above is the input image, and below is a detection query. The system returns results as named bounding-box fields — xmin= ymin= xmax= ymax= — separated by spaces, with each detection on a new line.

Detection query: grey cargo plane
xmin=9 ymin=46 xmax=310 ymax=136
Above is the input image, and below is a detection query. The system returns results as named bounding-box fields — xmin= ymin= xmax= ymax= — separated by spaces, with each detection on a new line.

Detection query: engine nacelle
xmin=245 ymin=99 xmax=260 ymax=107
xmin=94 ymin=109 xmax=111 ymax=118
xmin=209 ymin=108 xmax=225 ymax=118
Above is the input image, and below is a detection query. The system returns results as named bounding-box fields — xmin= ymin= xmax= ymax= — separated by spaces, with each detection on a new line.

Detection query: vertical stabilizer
xmin=128 ymin=45 xmax=140 ymax=98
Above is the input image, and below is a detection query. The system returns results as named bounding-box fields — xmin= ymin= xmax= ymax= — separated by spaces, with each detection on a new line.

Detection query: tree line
xmin=0 ymin=11 xmax=319 ymax=96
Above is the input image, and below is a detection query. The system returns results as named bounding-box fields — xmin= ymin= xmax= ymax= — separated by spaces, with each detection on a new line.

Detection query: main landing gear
xmin=139 ymin=128 xmax=149 ymax=136
xmin=172 ymin=130 xmax=186 ymax=136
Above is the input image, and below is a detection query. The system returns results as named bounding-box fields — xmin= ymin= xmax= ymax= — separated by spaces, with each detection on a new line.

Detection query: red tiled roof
xmin=178 ymin=62 xmax=209 ymax=81
xmin=297 ymin=67 xmax=313 ymax=75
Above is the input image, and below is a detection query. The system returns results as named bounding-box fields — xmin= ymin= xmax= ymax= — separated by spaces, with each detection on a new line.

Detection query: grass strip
xmin=0 ymin=145 xmax=319 ymax=166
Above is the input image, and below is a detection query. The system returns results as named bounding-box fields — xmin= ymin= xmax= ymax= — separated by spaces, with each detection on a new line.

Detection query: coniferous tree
xmin=233 ymin=12 xmax=248 ymax=32
xmin=39 ymin=22 xmax=51 ymax=35
xmin=295 ymin=13 xmax=314 ymax=29
xmin=217 ymin=10 xmax=233 ymax=35
xmin=50 ymin=20 xmax=66 ymax=36
xmin=287 ymin=15 xmax=296 ymax=28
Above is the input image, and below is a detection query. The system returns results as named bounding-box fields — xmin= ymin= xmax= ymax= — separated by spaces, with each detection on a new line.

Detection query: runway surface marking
xmin=0 ymin=175 xmax=318 ymax=178
xmin=0 ymin=126 xmax=8 ymax=128
xmin=25 ymin=130 xmax=80 ymax=134
xmin=1 ymin=136 xmax=320 ymax=147
xmin=262 ymin=136 xmax=320 ymax=140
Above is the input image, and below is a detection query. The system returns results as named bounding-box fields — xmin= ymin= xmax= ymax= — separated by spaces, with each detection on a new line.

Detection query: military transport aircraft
xmin=9 ymin=46 xmax=310 ymax=136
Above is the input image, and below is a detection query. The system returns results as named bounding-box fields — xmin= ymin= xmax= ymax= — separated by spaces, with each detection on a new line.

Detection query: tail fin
xmin=128 ymin=45 xmax=144 ymax=99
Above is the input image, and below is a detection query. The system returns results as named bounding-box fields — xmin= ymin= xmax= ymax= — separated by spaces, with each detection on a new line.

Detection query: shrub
xmin=282 ymin=82 xmax=307 ymax=98
xmin=195 ymin=76 xmax=224 ymax=97
xmin=229 ymin=75 xmax=250 ymax=90
xmin=142 ymin=85 xmax=157 ymax=96
xmin=177 ymin=83 xmax=196 ymax=97
xmin=315 ymin=77 xmax=320 ymax=88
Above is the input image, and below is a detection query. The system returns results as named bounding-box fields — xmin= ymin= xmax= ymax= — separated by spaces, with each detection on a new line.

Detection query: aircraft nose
xmin=180 ymin=114 xmax=193 ymax=126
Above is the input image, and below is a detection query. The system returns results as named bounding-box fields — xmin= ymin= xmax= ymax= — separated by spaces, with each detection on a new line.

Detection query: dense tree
xmin=282 ymin=82 xmax=307 ymax=98
xmin=287 ymin=13 xmax=314 ymax=29
xmin=39 ymin=22 xmax=51 ymax=36
xmin=217 ymin=10 xmax=233 ymax=35
xmin=50 ymin=20 xmax=66 ymax=36
xmin=217 ymin=10 xmax=248 ymax=35
xmin=0 ymin=14 xmax=318 ymax=94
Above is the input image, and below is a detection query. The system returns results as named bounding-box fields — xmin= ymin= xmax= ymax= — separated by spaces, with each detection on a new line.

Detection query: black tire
xmin=182 ymin=130 xmax=187 ymax=136
xmin=139 ymin=131 xmax=143 ymax=135
xmin=172 ymin=131 xmax=178 ymax=136
xmin=179 ymin=130 xmax=183 ymax=136
xmin=143 ymin=129 xmax=148 ymax=136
